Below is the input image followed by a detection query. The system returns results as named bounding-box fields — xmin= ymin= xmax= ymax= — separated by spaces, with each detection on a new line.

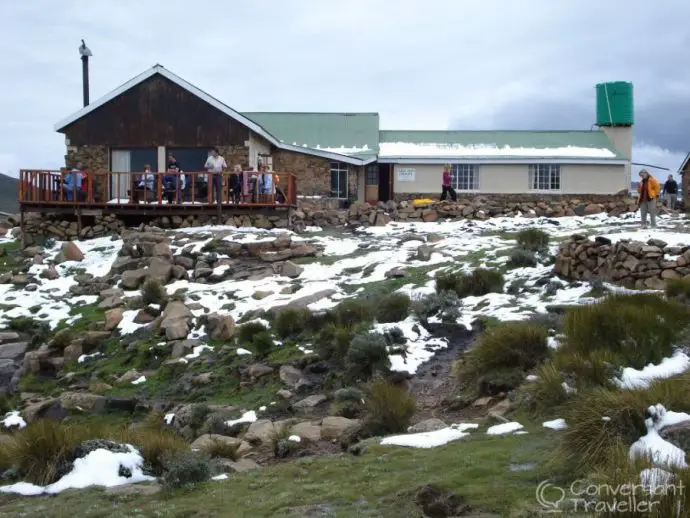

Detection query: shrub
xmin=314 ymin=323 xmax=357 ymax=364
xmin=506 ymin=248 xmax=537 ymax=269
xmin=331 ymin=387 xmax=366 ymax=418
xmin=345 ymin=332 xmax=391 ymax=382
xmin=363 ymin=380 xmax=416 ymax=436
xmin=236 ymin=322 xmax=268 ymax=344
xmin=251 ymin=331 xmax=274 ymax=357
xmin=270 ymin=423 xmax=299 ymax=459
xmin=515 ymin=228 xmax=550 ymax=253
xmin=562 ymin=294 xmax=690 ymax=369
xmin=334 ymin=299 xmax=375 ymax=328
xmin=435 ymin=269 xmax=504 ymax=298
xmin=435 ymin=272 xmax=464 ymax=294
xmin=412 ymin=291 xmax=461 ymax=325
xmin=162 ymin=451 xmax=212 ymax=490
xmin=141 ymin=279 xmax=167 ymax=306
xmin=274 ymin=307 xmax=313 ymax=339
xmin=7 ymin=317 xmax=38 ymax=333
xmin=665 ymin=277 xmax=690 ymax=302
xmin=201 ymin=438 xmax=240 ymax=461
xmin=50 ymin=329 xmax=75 ymax=351
xmin=188 ymin=404 xmax=210 ymax=434
xmin=376 ymin=293 xmax=411 ymax=323
xmin=456 ymin=321 xmax=548 ymax=396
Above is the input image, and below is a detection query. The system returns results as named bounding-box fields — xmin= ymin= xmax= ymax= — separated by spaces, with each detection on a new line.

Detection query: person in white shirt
xmin=204 ymin=147 xmax=227 ymax=203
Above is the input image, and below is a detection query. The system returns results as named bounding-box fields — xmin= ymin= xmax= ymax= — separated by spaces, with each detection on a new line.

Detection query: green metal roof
xmin=242 ymin=112 xmax=379 ymax=159
xmin=378 ymin=130 xmax=624 ymax=160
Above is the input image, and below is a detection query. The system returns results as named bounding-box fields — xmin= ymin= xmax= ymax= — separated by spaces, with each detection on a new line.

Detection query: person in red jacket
xmin=441 ymin=165 xmax=457 ymax=201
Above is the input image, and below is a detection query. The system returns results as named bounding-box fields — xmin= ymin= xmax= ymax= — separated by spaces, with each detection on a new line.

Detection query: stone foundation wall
xmin=554 ymin=234 xmax=690 ymax=290
xmin=14 ymin=194 xmax=642 ymax=245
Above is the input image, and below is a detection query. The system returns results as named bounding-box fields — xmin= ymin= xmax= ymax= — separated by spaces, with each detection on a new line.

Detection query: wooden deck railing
xmin=19 ymin=170 xmax=297 ymax=208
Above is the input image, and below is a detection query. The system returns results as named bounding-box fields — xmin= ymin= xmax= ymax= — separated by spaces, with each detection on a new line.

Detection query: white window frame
xmin=330 ymin=162 xmax=349 ymax=198
xmin=529 ymin=164 xmax=561 ymax=191
xmin=450 ymin=164 xmax=479 ymax=191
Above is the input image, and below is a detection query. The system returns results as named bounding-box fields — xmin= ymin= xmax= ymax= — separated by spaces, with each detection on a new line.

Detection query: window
xmin=450 ymin=164 xmax=479 ymax=190
xmin=366 ymin=165 xmax=378 ymax=185
xmin=529 ymin=164 xmax=561 ymax=190
xmin=165 ymin=148 xmax=213 ymax=172
xmin=330 ymin=162 xmax=349 ymax=198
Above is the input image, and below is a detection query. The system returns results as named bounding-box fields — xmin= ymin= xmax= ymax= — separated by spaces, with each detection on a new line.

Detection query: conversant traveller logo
xmin=535 ymin=479 xmax=685 ymax=513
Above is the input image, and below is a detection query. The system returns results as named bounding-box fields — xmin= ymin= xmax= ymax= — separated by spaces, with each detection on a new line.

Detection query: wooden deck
xmin=18 ymin=169 xmax=297 ymax=216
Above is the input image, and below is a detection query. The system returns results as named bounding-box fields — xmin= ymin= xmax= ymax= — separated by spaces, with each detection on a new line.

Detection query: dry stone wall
xmin=13 ymin=193 xmax=644 ymax=244
xmin=554 ymin=234 xmax=690 ymax=290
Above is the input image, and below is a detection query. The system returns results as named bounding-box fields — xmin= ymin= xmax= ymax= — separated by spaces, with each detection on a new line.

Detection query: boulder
xmin=40 ymin=266 xmax=60 ymax=280
xmin=320 ymin=417 xmax=360 ymax=440
xmin=55 ymin=242 xmax=84 ymax=263
xmin=248 ymin=364 xmax=274 ymax=379
xmin=281 ymin=261 xmax=304 ymax=279
xmin=291 ymin=422 xmax=322 ymax=442
xmin=62 ymin=343 xmax=83 ymax=363
xmin=104 ymin=308 xmax=124 ymax=331
xmin=190 ymin=434 xmax=244 ymax=451
xmin=408 ymin=418 xmax=448 ymax=434
xmin=244 ymin=419 xmax=276 ymax=445
xmin=0 ymin=341 xmax=28 ymax=360
xmin=59 ymin=392 xmax=107 ymax=412
xmin=293 ymin=394 xmax=327 ymax=410
xmin=121 ymin=268 xmax=148 ymax=290
xmin=206 ymin=313 xmax=236 ymax=341
xmin=117 ymin=369 xmax=143 ymax=385
xmin=279 ymin=365 xmax=311 ymax=390
xmin=159 ymin=301 xmax=193 ymax=340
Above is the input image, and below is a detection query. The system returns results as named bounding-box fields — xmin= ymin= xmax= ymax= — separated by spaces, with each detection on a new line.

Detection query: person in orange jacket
xmin=637 ymin=169 xmax=660 ymax=229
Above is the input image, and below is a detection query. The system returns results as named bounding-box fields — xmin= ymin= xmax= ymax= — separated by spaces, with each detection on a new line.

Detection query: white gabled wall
xmin=391 ymin=163 xmax=629 ymax=195
xmin=248 ymin=131 xmax=272 ymax=170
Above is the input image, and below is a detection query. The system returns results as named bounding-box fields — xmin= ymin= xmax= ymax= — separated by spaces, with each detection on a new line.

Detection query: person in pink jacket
xmin=441 ymin=165 xmax=457 ymax=201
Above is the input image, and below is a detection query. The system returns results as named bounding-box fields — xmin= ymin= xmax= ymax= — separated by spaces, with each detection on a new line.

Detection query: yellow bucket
xmin=412 ymin=198 xmax=434 ymax=207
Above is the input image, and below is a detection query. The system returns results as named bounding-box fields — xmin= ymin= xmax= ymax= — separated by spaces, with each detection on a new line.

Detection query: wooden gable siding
xmin=61 ymin=74 xmax=250 ymax=147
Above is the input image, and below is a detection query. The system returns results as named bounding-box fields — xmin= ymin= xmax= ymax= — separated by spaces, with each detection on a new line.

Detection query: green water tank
xmin=596 ymin=81 xmax=634 ymax=126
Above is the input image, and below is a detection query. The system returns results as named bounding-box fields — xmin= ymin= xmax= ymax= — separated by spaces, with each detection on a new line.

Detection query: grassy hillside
xmin=0 ymin=173 xmax=19 ymax=214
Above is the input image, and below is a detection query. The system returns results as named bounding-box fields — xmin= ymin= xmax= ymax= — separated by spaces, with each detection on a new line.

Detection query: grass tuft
xmin=456 ymin=321 xmax=549 ymax=397
xmin=363 ymin=380 xmax=416 ymax=436
xmin=141 ymin=279 xmax=167 ymax=306
xmin=375 ymin=293 xmax=411 ymax=323
xmin=515 ymin=228 xmax=550 ymax=253
xmin=435 ymin=268 xmax=504 ymax=298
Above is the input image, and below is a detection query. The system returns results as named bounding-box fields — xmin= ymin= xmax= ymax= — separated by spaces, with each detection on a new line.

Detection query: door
xmin=110 ymin=148 xmax=157 ymax=200
xmin=378 ymin=164 xmax=392 ymax=202
xmin=365 ymin=164 xmax=378 ymax=204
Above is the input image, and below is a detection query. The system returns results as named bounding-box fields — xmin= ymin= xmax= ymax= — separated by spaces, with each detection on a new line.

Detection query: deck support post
xmin=76 ymin=207 xmax=83 ymax=237
xmin=19 ymin=209 xmax=26 ymax=249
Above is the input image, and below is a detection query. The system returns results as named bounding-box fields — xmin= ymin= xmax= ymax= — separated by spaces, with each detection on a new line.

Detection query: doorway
xmin=378 ymin=163 xmax=392 ymax=202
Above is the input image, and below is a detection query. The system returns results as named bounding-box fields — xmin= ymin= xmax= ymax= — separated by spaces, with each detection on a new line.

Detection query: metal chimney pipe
xmin=79 ymin=39 xmax=93 ymax=107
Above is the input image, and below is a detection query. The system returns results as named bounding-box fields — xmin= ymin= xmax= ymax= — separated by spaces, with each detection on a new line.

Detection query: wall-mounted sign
xmin=397 ymin=167 xmax=416 ymax=182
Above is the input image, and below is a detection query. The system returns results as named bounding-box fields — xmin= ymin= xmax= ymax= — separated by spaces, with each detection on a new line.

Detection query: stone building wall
xmin=554 ymin=234 xmax=690 ymax=290
xmin=65 ymin=145 xmax=109 ymax=172
xmin=217 ymin=145 xmax=250 ymax=170
xmin=272 ymin=149 xmax=332 ymax=197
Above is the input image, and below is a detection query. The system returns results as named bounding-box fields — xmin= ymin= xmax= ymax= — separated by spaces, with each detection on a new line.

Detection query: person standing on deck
xmin=204 ymin=148 xmax=227 ymax=203
xmin=63 ymin=162 xmax=83 ymax=201
xmin=637 ymin=169 xmax=660 ymax=229
xmin=229 ymin=165 xmax=242 ymax=204
xmin=440 ymin=165 xmax=457 ymax=202
xmin=662 ymin=174 xmax=678 ymax=209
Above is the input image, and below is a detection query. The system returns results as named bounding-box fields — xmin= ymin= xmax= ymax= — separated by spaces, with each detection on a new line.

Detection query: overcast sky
xmin=1 ymin=0 xmax=688 ymax=180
